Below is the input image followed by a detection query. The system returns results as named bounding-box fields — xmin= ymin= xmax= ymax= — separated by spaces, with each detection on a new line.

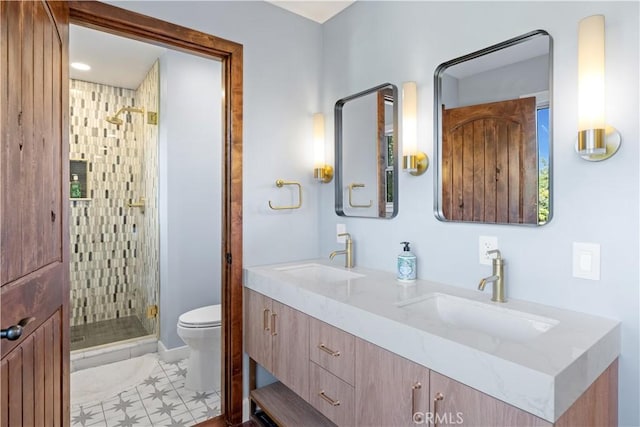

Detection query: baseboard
xmin=158 ymin=340 xmax=190 ymax=363
xmin=243 ymin=397 xmax=250 ymax=422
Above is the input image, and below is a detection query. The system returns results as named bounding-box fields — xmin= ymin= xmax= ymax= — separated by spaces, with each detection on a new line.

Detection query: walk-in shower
xmin=69 ymin=62 xmax=160 ymax=353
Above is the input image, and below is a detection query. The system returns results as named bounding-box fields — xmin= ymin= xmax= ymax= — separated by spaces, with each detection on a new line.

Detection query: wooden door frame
xmin=67 ymin=2 xmax=243 ymax=425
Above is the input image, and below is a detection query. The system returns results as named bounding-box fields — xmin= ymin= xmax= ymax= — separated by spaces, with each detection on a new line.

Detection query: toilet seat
xmin=178 ymin=304 xmax=221 ymax=328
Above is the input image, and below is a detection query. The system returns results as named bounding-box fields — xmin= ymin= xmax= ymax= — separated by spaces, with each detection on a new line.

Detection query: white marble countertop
xmin=244 ymin=259 xmax=620 ymax=423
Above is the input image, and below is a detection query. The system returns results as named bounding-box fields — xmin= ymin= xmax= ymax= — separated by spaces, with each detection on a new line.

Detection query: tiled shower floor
xmin=71 ymin=357 xmax=220 ymax=426
xmin=71 ymin=316 xmax=150 ymax=351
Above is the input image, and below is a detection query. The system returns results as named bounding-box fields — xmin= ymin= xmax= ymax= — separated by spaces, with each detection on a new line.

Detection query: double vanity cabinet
xmin=244 ymin=261 xmax=620 ymax=426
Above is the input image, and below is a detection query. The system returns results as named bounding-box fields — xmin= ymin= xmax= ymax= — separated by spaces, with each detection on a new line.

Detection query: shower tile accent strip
xmin=69 ymin=64 xmax=159 ymax=333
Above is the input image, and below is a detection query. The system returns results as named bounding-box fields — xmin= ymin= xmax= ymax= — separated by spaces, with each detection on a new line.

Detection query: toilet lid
xmin=178 ymin=304 xmax=221 ymax=328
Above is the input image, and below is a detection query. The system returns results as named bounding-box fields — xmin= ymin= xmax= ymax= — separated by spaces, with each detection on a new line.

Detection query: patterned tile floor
xmin=71 ymin=357 xmax=220 ymax=426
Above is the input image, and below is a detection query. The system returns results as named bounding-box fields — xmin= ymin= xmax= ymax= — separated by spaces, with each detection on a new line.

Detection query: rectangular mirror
xmin=434 ymin=30 xmax=552 ymax=225
xmin=335 ymin=83 xmax=398 ymax=219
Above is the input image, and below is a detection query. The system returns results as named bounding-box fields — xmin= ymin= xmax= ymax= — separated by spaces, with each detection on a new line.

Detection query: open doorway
xmin=68 ymin=22 xmax=226 ymax=425
xmin=69 ymin=2 xmax=244 ymax=425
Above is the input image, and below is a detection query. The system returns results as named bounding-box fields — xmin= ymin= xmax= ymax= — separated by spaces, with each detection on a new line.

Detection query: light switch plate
xmin=572 ymin=242 xmax=600 ymax=280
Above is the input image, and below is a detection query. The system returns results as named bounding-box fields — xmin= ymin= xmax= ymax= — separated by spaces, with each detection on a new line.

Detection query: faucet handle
xmin=338 ymin=232 xmax=351 ymax=241
xmin=486 ymin=249 xmax=501 ymax=260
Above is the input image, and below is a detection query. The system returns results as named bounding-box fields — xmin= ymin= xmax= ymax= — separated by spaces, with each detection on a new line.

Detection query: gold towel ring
xmin=268 ymin=179 xmax=303 ymax=210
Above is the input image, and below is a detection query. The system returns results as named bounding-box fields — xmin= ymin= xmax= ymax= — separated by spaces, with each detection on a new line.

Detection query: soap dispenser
xmin=70 ymin=174 xmax=82 ymax=199
xmin=397 ymin=242 xmax=417 ymax=283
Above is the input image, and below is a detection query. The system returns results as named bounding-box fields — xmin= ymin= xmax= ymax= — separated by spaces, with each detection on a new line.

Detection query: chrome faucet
xmin=477 ymin=249 xmax=506 ymax=302
xmin=329 ymin=233 xmax=354 ymax=268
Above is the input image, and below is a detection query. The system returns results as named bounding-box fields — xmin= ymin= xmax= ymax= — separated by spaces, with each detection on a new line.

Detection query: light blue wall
xmin=158 ymin=51 xmax=222 ymax=349
xmin=320 ymin=2 xmax=639 ymax=425
xmin=457 ymin=54 xmax=549 ymax=107
xmin=108 ymin=1 xmax=638 ymax=424
xmin=110 ymin=1 xmax=324 ymax=268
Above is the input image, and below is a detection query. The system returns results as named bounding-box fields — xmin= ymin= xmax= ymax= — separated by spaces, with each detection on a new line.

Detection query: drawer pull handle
xmin=433 ymin=392 xmax=444 ymax=427
xmin=319 ymin=391 xmax=340 ymax=407
xmin=411 ymin=382 xmax=422 ymax=423
xmin=271 ymin=313 xmax=277 ymax=336
xmin=263 ymin=309 xmax=270 ymax=331
xmin=319 ymin=343 xmax=341 ymax=357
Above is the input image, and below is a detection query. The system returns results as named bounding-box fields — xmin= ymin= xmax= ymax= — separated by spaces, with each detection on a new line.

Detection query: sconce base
xmin=575 ymin=126 xmax=621 ymax=161
xmin=314 ymin=165 xmax=334 ymax=183
xmin=403 ymin=152 xmax=429 ymax=176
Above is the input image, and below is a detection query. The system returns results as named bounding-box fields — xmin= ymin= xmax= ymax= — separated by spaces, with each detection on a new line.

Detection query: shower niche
xmin=70 ymin=159 xmax=90 ymax=200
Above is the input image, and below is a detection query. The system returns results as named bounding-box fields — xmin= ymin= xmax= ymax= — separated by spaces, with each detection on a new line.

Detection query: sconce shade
xmin=577 ymin=15 xmax=606 ymax=155
xmin=312 ymin=112 xmax=333 ymax=182
xmin=402 ymin=82 xmax=418 ymax=157
xmin=313 ymin=113 xmax=326 ymax=168
xmin=402 ymin=81 xmax=427 ymax=175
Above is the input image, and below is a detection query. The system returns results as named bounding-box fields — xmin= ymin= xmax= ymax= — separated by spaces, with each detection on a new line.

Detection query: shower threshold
xmin=70 ymin=316 xmax=158 ymax=372
xmin=71 ymin=315 xmax=149 ymax=351
xmin=71 ymin=334 xmax=158 ymax=373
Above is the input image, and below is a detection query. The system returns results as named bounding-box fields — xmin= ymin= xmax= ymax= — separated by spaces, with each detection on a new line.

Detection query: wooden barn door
xmin=442 ymin=97 xmax=537 ymax=224
xmin=1 ymin=1 xmax=70 ymax=426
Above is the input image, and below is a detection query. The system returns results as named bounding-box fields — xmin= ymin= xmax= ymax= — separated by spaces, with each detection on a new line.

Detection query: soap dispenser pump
xmin=397 ymin=241 xmax=417 ymax=283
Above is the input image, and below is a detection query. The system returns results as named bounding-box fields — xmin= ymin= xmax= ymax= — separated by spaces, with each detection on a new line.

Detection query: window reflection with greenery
xmin=537 ymin=107 xmax=550 ymax=223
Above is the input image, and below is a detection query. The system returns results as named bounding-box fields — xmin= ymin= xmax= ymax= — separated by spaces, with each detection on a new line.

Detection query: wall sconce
xmin=313 ymin=113 xmax=333 ymax=183
xmin=576 ymin=14 xmax=621 ymax=161
xmin=402 ymin=82 xmax=428 ymax=175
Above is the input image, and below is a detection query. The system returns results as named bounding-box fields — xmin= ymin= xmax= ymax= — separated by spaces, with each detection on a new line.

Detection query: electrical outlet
xmin=479 ymin=236 xmax=498 ymax=265
xmin=337 ymin=224 xmax=347 ymax=243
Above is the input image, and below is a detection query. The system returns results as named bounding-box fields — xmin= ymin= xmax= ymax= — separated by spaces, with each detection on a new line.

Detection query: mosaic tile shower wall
xmin=69 ymin=64 xmax=159 ymax=333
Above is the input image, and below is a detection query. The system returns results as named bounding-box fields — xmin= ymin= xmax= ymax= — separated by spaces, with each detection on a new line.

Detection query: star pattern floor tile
xmin=71 ymin=356 xmax=221 ymax=426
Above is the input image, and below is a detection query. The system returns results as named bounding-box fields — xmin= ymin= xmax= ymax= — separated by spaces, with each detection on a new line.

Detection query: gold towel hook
xmin=268 ymin=179 xmax=303 ymax=210
xmin=348 ymin=183 xmax=372 ymax=208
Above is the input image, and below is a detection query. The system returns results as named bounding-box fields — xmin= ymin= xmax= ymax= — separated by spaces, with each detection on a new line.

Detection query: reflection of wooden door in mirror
xmin=377 ymin=88 xmax=393 ymax=217
xmin=442 ymin=97 xmax=537 ymax=224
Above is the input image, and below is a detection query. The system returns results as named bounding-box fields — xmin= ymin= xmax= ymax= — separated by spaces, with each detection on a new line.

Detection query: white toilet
xmin=176 ymin=304 xmax=221 ymax=392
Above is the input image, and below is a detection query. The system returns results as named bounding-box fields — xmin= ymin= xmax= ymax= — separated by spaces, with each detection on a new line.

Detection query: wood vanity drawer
xmin=309 ymin=362 xmax=355 ymax=426
xmin=309 ymin=317 xmax=355 ymax=385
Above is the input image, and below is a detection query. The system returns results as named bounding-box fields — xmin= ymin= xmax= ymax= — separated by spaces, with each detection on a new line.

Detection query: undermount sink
xmin=397 ymin=293 xmax=558 ymax=342
xmin=275 ymin=263 xmax=364 ymax=282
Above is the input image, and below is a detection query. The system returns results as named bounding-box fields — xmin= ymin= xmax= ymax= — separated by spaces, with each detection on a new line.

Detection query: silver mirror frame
xmin=433 ymin=30 xmax=554 ymax=226
xmin=335 ymin=83 xmax=399 ymax=219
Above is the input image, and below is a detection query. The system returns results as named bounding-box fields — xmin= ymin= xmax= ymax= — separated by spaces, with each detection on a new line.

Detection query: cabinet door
xmin=355 ymin=338 xmax=430 ymax=426
xmin=245 ymin=289 xmax=272 ymax=370
xmin=271 ymin=300 xmax=310 ymax=400
xmin=430 ymin=371 xmax=551 ymax=427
